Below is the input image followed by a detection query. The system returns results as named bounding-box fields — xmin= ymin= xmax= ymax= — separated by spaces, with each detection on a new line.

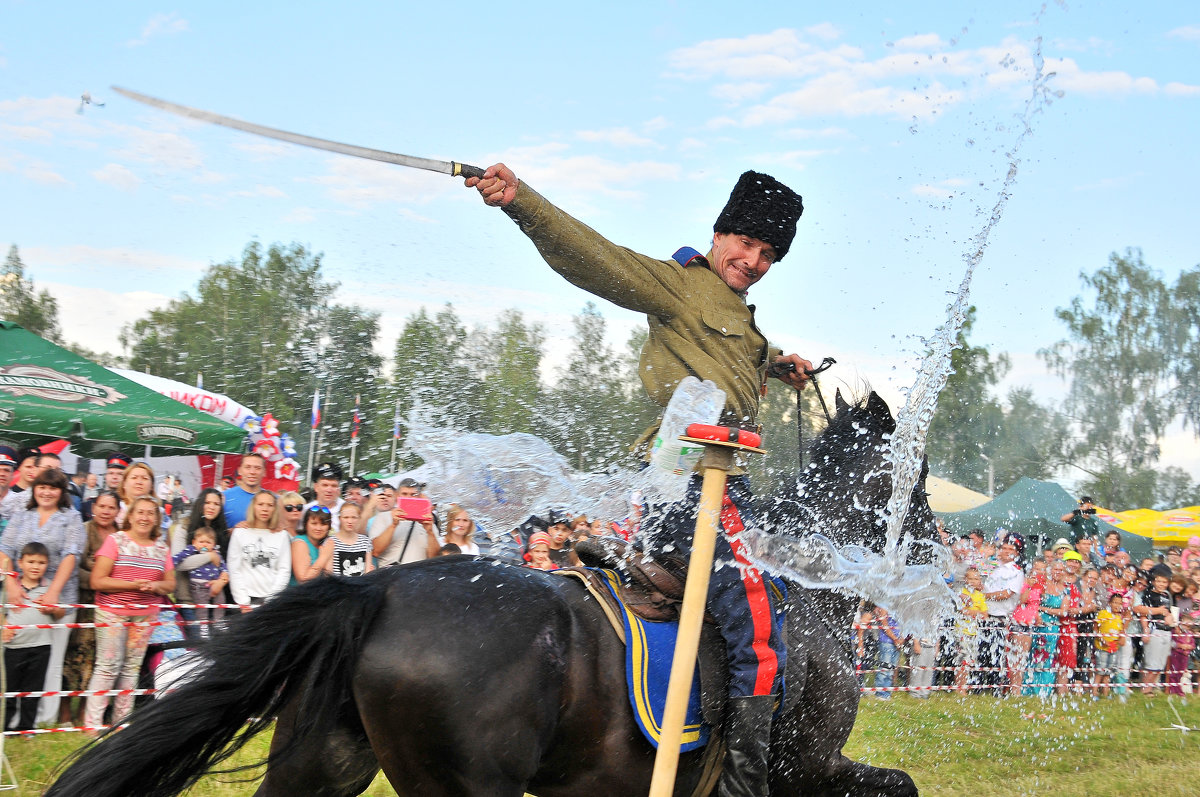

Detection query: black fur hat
xmin=713 ymin=171 xmax=804 ymax=261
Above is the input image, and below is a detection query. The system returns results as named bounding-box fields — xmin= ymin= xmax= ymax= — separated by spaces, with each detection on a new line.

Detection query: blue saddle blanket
xmin=596 ymin=568 xmax=710 ymax=752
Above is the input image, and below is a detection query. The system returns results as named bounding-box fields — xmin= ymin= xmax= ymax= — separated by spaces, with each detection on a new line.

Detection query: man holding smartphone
xmin=370 ymin=478 xmax=437 ymax=566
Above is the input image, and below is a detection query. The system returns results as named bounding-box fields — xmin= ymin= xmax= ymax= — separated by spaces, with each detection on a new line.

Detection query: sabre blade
xmin=112 ymin=86 xmax=479 ymax=177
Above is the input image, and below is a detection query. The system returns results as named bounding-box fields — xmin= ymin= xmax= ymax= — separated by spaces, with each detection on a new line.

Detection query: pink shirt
xmin=95 ymin=531 xmax=174 ymax=616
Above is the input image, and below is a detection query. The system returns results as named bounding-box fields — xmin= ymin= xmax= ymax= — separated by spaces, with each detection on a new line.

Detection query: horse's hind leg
xmin=253 ymin=692 xmax=381 ymax=797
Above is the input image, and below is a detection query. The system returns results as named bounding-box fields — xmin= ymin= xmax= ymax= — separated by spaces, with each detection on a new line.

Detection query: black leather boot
xmin=717 ymin=694 xmax=775 ymax=797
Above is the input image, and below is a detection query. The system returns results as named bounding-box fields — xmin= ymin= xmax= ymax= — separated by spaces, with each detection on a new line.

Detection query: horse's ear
xmin=865 ymin=392 xmax=895 ymax=432
xmin=834 ymin=389 xmax=850 ymax=416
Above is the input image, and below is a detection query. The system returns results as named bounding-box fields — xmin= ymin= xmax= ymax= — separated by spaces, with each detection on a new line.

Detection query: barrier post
xmin=648 ymin=426 xmax=764 ymax=797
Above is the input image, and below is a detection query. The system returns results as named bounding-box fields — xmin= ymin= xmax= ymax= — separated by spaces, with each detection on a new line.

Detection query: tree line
xmin=2 ymin=242 xmax=1198 ymax=510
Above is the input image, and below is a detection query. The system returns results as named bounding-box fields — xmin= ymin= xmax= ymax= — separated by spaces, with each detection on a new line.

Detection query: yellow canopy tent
xmin=1098 ymin=506 xmax=1200 ymax=547
xmin=925 ymin=475 xmax=991 ymax=513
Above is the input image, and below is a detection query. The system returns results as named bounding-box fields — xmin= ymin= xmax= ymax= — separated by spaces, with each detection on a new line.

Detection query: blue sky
xmin=2 ymin=1 xmax=1198 ymax=481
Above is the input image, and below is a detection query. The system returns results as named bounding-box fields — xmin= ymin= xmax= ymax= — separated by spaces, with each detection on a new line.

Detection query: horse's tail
xmin=46 ymin=573 xmax=391 ymax=797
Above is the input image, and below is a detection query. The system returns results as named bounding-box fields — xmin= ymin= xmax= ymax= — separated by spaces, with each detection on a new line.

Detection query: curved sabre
xmin=111 ymin=86 xmax=485 ymax=180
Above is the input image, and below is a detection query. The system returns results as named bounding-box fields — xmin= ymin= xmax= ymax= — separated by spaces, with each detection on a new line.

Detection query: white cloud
xmin=91 ymin=163 xmax=142 ymax=191
xmin=1167 ymin=26 xmax=1200 ymax=42
xmin=47 ymin=283 xmax=173 ymax=356
xmin=711 ymin=82 xmax=769 ymax=104
xmin=804 ymin=23 xmax=840 ymax=41
xmin=126 ymin=12 xmax=189 ymax=48
xmin=0 ymin=124 xmax=52 ymax=142
xmin=301 ymin=154 xmax=453 ymax=209
xmin=23 ymin=244 xmax=208 ymax=277
xmin=576 ymin=127 xmax=656 ymax=147
xmin=23 ymin=163 xmax=69 ymax=185
xmin=1165 ymin=82 xmax=1200 ymax=97
xmin=666 ymin=29 xmax=1190 ymax=128
xmin=891 ymin=34 xmax=946 ymax=50
xmin=912 ymin=178 xmax=967 ymax=198
xmin=230 ymin=184 xmax=287 ymax=199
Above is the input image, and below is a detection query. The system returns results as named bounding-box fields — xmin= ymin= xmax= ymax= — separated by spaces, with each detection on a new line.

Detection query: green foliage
xmin=543 ymin=302 xmax=649 ymax=471
xmin=1041 ymin=248 xmax=1198 ymax=508
xmin=0 ymin=244 xmax=62 ymax=342
xmin=473 ymin=309 xmax=544 ymax=435
xmin=120 ymin=241 xmax=392 ymax=472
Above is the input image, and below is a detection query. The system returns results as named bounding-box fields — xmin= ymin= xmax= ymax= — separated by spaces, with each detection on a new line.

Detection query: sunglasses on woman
xmin=283 ymin=504 xmax=304 ymax=512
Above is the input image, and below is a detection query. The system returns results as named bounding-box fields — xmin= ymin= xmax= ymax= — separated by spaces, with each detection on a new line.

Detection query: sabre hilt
xmin=453 ymin=162 xmax=487 ymax=180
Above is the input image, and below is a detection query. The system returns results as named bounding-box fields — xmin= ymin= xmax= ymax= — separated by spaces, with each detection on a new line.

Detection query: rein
xmin=769 ymin=356 xmax=836 ymax=470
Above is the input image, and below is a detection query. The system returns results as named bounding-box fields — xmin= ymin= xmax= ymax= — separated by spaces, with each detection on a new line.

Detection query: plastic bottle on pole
xmin=645 ymin=376 xmax=726 ymax=502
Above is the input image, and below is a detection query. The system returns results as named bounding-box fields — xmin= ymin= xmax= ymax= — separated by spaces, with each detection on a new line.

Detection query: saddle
xmin=573 ymin=536 xmax=693 ymax=623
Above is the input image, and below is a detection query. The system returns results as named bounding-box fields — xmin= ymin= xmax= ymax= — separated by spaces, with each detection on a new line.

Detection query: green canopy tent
xmin=0 ymin=321 xmax=246 ymax=457
xmin=940 ymin=476 xmax=1153 ymax=559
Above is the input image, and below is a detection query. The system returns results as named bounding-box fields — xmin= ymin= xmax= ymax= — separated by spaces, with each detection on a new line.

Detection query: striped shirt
xmin=95 ymin=531 xmax=173 ymax=616
xmin=331 ymin=534 xmax=373 ymax=577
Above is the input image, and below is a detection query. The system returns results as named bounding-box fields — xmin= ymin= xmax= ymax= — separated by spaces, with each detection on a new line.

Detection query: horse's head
xmin=762 ymin=389 xmax=937 ymax=562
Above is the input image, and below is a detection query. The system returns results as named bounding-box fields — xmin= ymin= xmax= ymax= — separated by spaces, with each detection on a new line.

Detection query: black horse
xmin=47 ymin=391 xmax=934 ymax=797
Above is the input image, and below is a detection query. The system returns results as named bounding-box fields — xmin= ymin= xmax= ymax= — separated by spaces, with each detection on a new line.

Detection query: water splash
xmin=738 ymin=36 xmax=1062 ymax=637
xmin=394 ymin=35 xmax=1062 ymax=638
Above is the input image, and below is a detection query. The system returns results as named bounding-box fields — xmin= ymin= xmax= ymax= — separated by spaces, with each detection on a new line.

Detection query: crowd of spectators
xmin=856 ymin=500 xmax=1200 ymax=699
xmin=0 ymin=445 xmax=611 ymax=733
xmin=3 ymin=442 xmax=1197 ymax=735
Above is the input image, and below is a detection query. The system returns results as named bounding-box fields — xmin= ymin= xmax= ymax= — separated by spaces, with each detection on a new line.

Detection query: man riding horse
xmin=468 ymin=165 xmax=810 ymax=797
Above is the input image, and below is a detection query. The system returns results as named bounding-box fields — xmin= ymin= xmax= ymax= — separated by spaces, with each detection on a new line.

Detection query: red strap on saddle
xmin=684 ymin=424 xmax=762 ymax=448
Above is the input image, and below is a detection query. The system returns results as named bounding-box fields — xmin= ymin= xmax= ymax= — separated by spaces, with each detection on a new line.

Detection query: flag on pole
xmin=392 ymin=399 xmax=402 ymax=440
xmin=351 ymin=394 xmax=361 ymax=441
xmin=310 ymin=390 xmax=321 ymax=430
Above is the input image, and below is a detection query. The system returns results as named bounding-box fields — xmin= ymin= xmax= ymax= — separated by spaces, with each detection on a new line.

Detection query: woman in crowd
xmin=83 ymin=496 xmax=174 ymax=734
xmin=169 ymin=488 xmax=230 ymax=628
xmin=1008 ymin=559 xmax=1046 ymax=693
xmin=435 ymin=505 xmax=480 ymax=556
xmin=59 ymin=489 xmax=120 ymax=728
xmin=278 ymin=491 xmax=306 ymax=537
xmin=291 ymin=506 xmax=333 ymax=583
xmin=113 ymin=462 xmax=156 ymax=528
xmin=1025 ymin=561 xmax=1070 ymax=697
xmin=0 ymin=467 xmax=86 ymax=727
xmin=170 ymin=488 xmax=229 ymax=555
xmin=227 ymin=491 xmax=291 ymax=609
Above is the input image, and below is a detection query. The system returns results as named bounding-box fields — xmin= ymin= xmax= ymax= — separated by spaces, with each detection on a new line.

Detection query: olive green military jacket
xmin=502 ymin=182 xmax=781 ymax=450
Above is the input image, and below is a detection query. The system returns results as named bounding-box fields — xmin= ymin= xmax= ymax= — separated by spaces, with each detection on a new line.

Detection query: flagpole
xmin=348 ymin=393 xmax=360 ymax=476
xmin=388 ymin=397 xmax=401 ymax=474
xmin=314 ymin=382 xmax=330 ymax=477
xmin=306 ymin=387 xmax=320 ymax=488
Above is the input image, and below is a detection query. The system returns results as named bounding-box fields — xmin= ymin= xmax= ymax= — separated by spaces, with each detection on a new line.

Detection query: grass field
xmin=4 ymin=693 xmax=1199 ymax=795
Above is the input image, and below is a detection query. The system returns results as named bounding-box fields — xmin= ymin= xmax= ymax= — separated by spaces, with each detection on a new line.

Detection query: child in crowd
xmin=955 ymin=567 xmax=988 ymax=694
xmin=316 ymin=503 xmax=374 ymax=577
xmin=855 ymin=602 xmax=879 ymax=688
xmin=171 ymin=526 xmax=228 ymax=638
xmin=1166 ymin=576 xmax=1197 ymax=695
xmin=2 ymin=543 xmax=65 ymax=732
xmin=1094 ymin=592 xmax=1127 ymax=697
xmin=907 ymin=634 xmax=937 ymax=698
xmin=524 ymin=531 xmax=556 ymax=571
xmin=869 ymin=605 xmax=901 ymax=699
xmin=1138 ymin=572 xmax=1176 ymax=693
xmin=1183 ymin=536 xmax=1200 ymax=572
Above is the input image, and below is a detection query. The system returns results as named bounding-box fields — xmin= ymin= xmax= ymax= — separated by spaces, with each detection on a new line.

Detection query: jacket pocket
xmin=701 ymin=310 xmax=746 ymax=338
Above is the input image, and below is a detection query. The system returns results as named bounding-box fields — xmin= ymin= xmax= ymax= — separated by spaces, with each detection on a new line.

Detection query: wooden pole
xmin=648 ymin=443 xmax=734 ymax=797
